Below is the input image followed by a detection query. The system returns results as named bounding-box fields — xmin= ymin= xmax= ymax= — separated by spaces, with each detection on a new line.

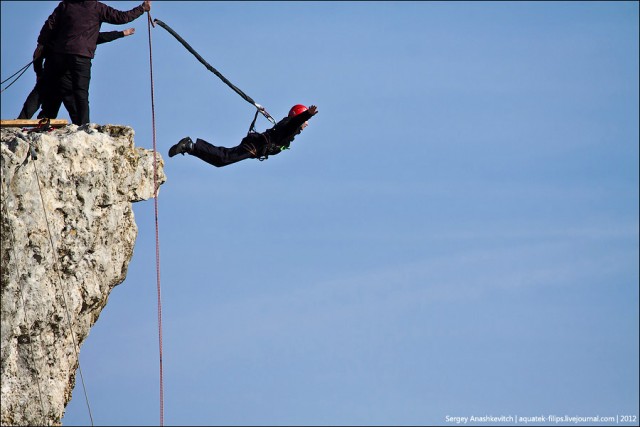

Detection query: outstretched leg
xmin=169 ymin=137 xmax=254 ymax=168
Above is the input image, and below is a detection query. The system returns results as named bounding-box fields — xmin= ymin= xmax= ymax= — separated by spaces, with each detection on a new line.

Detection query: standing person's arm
xmin=96 ymin=28 xmax=135 ymax=45
xmin=98 ymin=1 xmax=150 ymax=25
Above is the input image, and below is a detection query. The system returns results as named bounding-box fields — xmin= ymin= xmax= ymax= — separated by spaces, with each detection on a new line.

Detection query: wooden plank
xmin=1 ymin=119 xmax=69 ymax=128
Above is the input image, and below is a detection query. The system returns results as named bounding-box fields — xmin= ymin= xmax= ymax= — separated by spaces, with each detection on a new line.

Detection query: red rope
xmin=147 ymin=12 xmax=164 ymax=426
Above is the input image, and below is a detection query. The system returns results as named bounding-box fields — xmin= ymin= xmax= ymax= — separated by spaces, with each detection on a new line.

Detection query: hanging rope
xmin=147 ymin=12 xmax=165 ymax=427
xmin=152 ymin=18 xmax=276 ymax=126
xmin=1 ymin=60 xmax=33 ymax=93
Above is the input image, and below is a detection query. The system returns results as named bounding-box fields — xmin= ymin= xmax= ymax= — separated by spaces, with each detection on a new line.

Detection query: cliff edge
xmin=1 ymin=124 xmax=166 ymax=426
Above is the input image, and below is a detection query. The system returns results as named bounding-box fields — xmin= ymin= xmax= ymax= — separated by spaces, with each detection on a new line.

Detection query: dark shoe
xmin=169 ymin=137 xmax=193 ymax=157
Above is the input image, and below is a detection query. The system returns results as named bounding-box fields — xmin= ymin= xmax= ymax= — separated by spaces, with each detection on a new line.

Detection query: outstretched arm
xmin=283 ymin=105 xmax=318 ymax=131
xmin=96 ymin=28 xmax=135 ymax=45
xmin=269 ymin=104 xmax=318 ymax=148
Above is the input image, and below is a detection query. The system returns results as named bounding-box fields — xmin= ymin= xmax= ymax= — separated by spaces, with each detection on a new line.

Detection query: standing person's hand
xmin=308 ymin=105 xmax=318 ymax=116
xmin=123 ymin=28 xmax=135 ymax=36
xmin=142 ymin=0 xmax=151 ymax=11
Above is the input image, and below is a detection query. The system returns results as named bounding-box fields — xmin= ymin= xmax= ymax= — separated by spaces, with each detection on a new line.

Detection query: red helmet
xmin=288 ymin=104 xmax=308 ymax=118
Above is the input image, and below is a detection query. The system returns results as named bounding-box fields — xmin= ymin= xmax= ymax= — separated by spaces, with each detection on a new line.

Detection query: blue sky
xmin=1 ymin=1 xmax=639 ymax=426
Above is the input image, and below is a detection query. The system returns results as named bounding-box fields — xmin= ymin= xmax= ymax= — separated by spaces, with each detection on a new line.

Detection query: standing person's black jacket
xmin=37 ymin=0 xmax=145 ymax=58
xmin=33 ymin=30 xmax=126 ymax=77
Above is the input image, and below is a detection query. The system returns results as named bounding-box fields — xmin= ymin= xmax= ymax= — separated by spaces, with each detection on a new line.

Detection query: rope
xmin=152 ymin=18 xmax=276 ymax=126
xmin=30 ymin=143 xmax=95 ymax=426
xmin=1 ymin=60 xmax=32 ymax=84
xmin=1 ymin=60 xmax=33 ymax=93
xmin=147 ymin=12 xmax=165 ymax=427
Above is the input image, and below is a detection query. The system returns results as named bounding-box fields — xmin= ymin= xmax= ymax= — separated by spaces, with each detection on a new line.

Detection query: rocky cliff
xmin=1 ymin=124 xmax=166 ymax=426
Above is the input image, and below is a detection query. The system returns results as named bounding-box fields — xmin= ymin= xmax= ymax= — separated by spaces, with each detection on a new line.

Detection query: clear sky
xmin=1 ymin=1 xmax=639 ymax=426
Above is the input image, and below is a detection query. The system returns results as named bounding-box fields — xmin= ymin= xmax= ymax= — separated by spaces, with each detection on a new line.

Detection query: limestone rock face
xmin=1 ymin=124 xmax=166 ymax=426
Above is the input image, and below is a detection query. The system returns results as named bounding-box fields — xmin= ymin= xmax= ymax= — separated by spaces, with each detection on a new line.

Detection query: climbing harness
xmin=147 ymin=12 xmax=165 ymax=426
xmin=242 ymin=132 xmax=289 ymax=163
xmin=0 ymin=60 xmax=33 ymax=93
xmin=245 ymin=111 xmax=281 ymax=162
xmin=152 ymin=19 xmax=276 ymax=129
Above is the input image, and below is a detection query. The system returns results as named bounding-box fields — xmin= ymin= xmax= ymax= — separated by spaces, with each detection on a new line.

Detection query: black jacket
xmin=34 ymin=30 xmax=125 ymax=76
xmin=38 ymin=0 xmax=144 ymax=58
xmin=258 ymin=110 xmax=314 ymax=156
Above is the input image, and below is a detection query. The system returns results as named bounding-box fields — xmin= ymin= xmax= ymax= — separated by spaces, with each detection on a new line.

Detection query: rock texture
xmin=1 ymin=124 xmax=165 ymax=426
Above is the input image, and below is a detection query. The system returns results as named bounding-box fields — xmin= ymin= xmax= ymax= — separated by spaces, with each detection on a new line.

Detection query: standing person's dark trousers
xmin=18 ymin=73 xmax=77 ymax=120
xmin=17 ymin=85 xmax=42 ymax=120
xmin=40 ymin=53 xmax=92 ymax=125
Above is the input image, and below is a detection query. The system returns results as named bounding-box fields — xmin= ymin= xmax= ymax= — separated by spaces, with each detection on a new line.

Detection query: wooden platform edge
xmin=1 ymin=119 xmax=69 ymax=128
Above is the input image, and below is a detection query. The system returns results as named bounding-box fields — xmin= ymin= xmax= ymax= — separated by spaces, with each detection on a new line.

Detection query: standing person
xmin=35 ymin=0 xmax=151 ymax=125
xmin=168 ymin=104 xmax=319 ymax=167
xmin=18 ymin=29 xmax=136 ymax=120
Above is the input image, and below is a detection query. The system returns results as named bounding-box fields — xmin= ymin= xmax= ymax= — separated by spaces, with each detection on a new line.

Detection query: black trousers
xmin=40 ymin=53 xmax=91 ymax=125
xmin=18 ymin=73 xmax=76 ymax=120
xmin=190 ymin=134 xmax=264 ymax=167
xmin=17 ymin=85 xmax=41 ymax=120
